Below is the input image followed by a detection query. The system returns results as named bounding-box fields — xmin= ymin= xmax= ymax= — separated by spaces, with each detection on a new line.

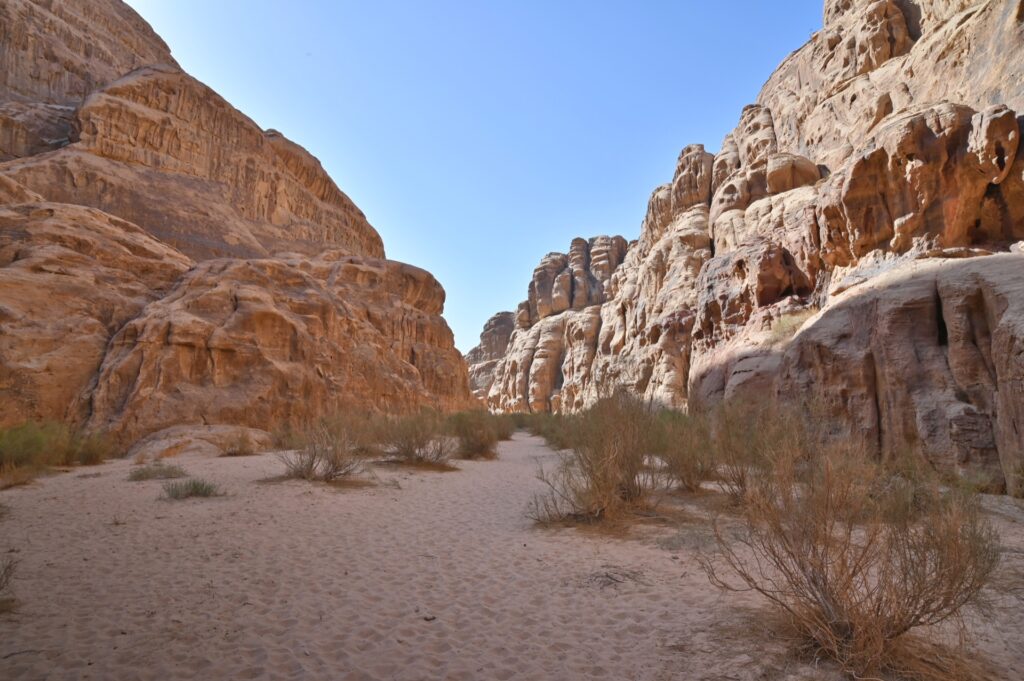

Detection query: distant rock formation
xmin=478 ymin=0 xmax=1024 ymax=493
xmin=0 ymin=0 xmax=472 ymax=445
xmin=465 ymin=311 xmax=515 ymax=399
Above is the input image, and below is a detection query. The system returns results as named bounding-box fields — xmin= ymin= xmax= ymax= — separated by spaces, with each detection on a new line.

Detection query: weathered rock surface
xmin=2 ymin=65 xmax=384 ymax=260
xmin=88 ymin=254 xmax=468 ymax=444
xmin=480 ymin=0 xmax=1024 ymax=490
xmin=0 ymin=202 xmax=191 ymax=426
xmin=465 ymin=311 xmax=515 ymax=398
xmin=0 ymin=0 xmax=472 ymax=445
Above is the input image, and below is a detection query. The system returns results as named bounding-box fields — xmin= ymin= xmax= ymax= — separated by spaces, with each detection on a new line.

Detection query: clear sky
xmin=125 ymin=0 xmax=823 ymax=352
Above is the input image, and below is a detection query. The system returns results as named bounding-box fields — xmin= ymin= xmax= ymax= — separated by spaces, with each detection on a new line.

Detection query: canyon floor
xmin=1 ymin=433 xmax=1022 ymax=681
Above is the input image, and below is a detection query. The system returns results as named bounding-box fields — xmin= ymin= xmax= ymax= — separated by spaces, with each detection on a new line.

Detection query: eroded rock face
xmin=0 ymin=0 xmax=176 ymax=105
xmin=0 ymin=202 xmax=191 ymax=426
xmin=2 ymin=66 xmax=384 ymax=260
xmin=88 ymin=254 xmax=469 ymax=444
xmin=478 ymin=0 xmax=1024 ymax=490
xmin=465 ymin=311 xmax=515 ymax=398
xmin=0 ymin=0 xmax=472 ymax=444
xmin=777 ymin=255 xmax=1024 ymax=493
xmin=523 ymin=236 xmax=628 ymax=325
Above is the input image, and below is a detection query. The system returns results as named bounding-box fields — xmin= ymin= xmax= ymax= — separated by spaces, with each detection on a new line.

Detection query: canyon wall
xmin=473 ymin=0 xmax=1024 ymax=492
xmin=0 ymin=0 xmax=472 ymax=445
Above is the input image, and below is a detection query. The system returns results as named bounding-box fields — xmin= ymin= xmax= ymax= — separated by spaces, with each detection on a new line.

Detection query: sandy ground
xmin=1 ymin=433 xmax=1022 ymax=680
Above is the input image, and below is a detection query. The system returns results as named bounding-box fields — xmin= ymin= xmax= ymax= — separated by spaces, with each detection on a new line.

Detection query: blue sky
xmin=126 ymin=1 xmax=823 ymax=352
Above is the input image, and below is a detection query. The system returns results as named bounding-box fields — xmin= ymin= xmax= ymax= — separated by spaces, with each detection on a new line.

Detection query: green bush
xmin=386 ymin=410 xmax=451 ymax=465
xmin=162 ymin=478 xmax=222 ymax=500
xmin=0 ymin=422 xmax=116 ymax=477
xmin=448 ymin=411 xmax=499 ymax=459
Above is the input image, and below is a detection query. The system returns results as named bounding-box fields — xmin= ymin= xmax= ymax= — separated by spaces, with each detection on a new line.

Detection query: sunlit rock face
xmin=478 ymin=0 xmax=1024 ymax=492
xmin=0 ymin=0 xmax=472 ymax=445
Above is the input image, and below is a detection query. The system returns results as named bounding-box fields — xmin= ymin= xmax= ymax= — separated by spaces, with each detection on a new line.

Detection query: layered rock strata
xmin=480 ymin=0 xmax=1024 ymax=491
xmin=0 ymin=0 xmax=471 ymax=445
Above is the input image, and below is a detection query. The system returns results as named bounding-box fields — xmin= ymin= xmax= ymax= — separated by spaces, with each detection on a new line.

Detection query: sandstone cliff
xmin=0 ymin=0 xmax=472 ymax=445
xmin=479 ymin=0 xmax=1024 ymax=492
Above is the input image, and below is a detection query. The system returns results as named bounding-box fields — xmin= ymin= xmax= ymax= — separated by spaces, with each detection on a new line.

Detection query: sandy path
xmin=1 ymin=433 xmax=1021 ymax=680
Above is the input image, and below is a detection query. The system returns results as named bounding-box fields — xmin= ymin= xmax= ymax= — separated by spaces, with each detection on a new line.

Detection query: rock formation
xmin=0 ymin=0 xmax=471 ymax=446
xmin=480 ymin=0 xmax=1024 ymax=492
xmin=465 ymin=311 xmax=515 ymax=399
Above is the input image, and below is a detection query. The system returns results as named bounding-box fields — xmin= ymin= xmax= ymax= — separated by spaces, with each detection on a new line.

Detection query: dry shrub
xmin=705 ymin=403 xmax=812 ymax=505
xmin=700 ymin=445 xmax=1000 ymax=680
xmin=491 ymin=414 xmax=515 ymax=441
xmin=222 ymin=429 xmax=258 ymax=457
xmin=279 ymin=421 xmax=365 ymax=482
xmin=526 ymin=413 xmax=577 ymax=451
xmin=530 ymin=393 xmax=665 ymax=524
xmin=128 ymin=462 xmax=187 ymax=481
xmin=448 ymin=411 xmax=500 ymax=459
xmin=0 ymin=556 xmax=15 ymax=614
xmin=386 ymin=410 xmax=452 ymax=466
xmin=765 ymin=308 xmax=816 ymax=347
xmin=652 ymin=411 xmax=712 ymax=493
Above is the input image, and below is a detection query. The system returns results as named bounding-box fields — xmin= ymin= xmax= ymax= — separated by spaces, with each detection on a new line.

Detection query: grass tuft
xmin=0 ymin=556 xmax=15 ymax=614
xmin=128 ymin=462 xmax=188 ymax=481
xmin=162 ymin=478 xmax=222 ymax=500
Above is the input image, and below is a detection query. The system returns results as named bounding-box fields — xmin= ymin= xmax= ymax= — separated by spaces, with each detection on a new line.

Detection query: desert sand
xmin=1 ymin=433 xmax=1023 ymax=680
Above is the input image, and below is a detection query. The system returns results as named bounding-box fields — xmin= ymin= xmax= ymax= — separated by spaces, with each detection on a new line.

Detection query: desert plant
xmin=764 ymin=308 xmax=816 ymax=347
xmin=128 ymin=462 xmax=188 ymax=481
xmin=0 ymin=556 xmax=15 ymax=614
xmin=527 ymin=412 xmax=578 ymax=451
xmin=386 ymin=410 xmax=452 ymax=465
xmin=222 ymin=429 xmax=258 ymax=457
xmin=699 ymin=445 xmax=1000 ymax=680
xmin=162 ymin=478 xmax=223 ymax=500
xmin=0 ymin=422 xmax=116 ymax=476
xmin=530 ymin=392 xmax=664 ymax=523
xmin=448 ymin=411 xmax=499 ymax=459
xmin=491 ymin=414 xmax=515 ymax=441
xmin=279 ymin=423 xmax=363 ymax=482
xmin=653 ymin=411 xmax=712 ymax=493
xmin=704 ymin=402 xmax=813 ymax=505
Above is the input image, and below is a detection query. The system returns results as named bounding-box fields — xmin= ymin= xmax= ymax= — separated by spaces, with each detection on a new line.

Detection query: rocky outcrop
xmin=777 ymin=255 xmax=1024 ymax=493
xmin=0 ymin=0 xmax=176 ymax=105
xmin=0 ymin=0 xmax=472 ymax=445
xmin=465 ymin=311 xmax=515 ymax=398
xmin=479 ymin=0 xmax=1024 ymax=491
xmin=0 ymin=201 xmax=190 ymax=427
xmin=485 ymin=236 xmax=628 ymax=413
xmin=88 ymin=254 xmax=468 ymax=445
xmin=2 ymin=65 xmax=383 ymax=260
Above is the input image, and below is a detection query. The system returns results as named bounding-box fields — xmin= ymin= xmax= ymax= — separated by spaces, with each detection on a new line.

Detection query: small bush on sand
xmin=448 ymin=411 xmax=499 ymax=459
xmin=492 ymin=414 xmax=515 ymax=441
xmin=530 ymin=392 xmax=664 ymax=523
xmin=162 ymin=478 xmax=222 ymax=500
xmin=525 ymin=413 xmax=577 ymax=451
xmin=700 ymin=446 xmax=1000 ymax=680
xmin=128 ymin=462 xmax=188 ymax=481
xmin=279 ymin=423 xmax=364 ymax=482
xmin=386 ymin=411 xmax=452 ymax=466
xmin=651 ymin=411 xmax=712 ymax=493
xmin=0 ymin=557 xmax=15 ymax=614
xmin=222 ymin=429 xmax=258 ymax=457
xmin=705 ymin=403 xmax=812 ymax=505
xmin=0 ymin=422 xmax=116 ymax=475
